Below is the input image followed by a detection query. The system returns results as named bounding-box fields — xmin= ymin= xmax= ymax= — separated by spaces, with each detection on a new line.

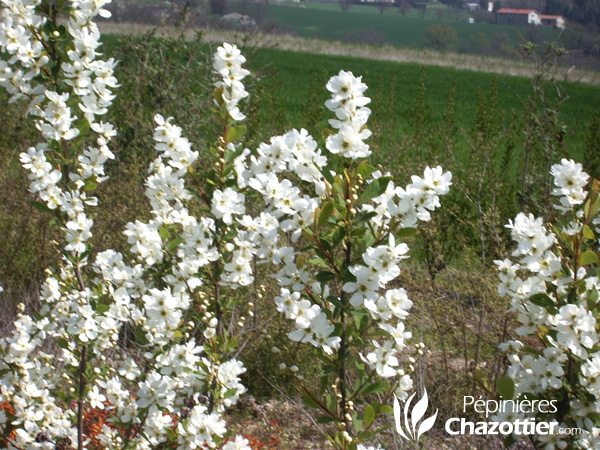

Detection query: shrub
xmin=496 ymin=159 xmax=600 ymax=449
xmin=422 ymin=23 xmax=458 ymax=52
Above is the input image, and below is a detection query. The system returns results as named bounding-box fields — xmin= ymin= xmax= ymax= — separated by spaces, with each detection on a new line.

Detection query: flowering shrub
xmin=0 ymin=1 xmax=251 ymax=449
xmin=262 ymin=71 xmax=452 ymax=449
xmin=0 ymin=1 xmax=452 ymax=450
xmin=496 ymin=159 xmax=600 ymax=449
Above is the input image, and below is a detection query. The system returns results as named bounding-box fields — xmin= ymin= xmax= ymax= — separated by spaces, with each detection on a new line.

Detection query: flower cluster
xmin=325 ymin=70 xmax=372 ymax=159
xmin=550 ymin=158 xmax=590 ymax=213
xmin=0 ymin=26 xmax=256 ymax=450
xmin=249 ymin=70 xmax=452 ymax=449
xmin=1 ymin=0 xmax=117 ymax=260
xmin=496 ymin=159 xmax=600 ymax=449
xmin=213 ymin=42 xmax=250 ymax=121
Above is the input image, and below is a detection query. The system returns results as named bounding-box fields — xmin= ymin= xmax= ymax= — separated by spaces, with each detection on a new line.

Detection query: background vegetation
xmin=103 ymin=0 xmax=600 ymax=71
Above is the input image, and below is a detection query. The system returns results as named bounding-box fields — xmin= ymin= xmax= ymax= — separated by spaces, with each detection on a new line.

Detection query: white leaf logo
xmin=393 ymin=389 xmax=438 ymax=444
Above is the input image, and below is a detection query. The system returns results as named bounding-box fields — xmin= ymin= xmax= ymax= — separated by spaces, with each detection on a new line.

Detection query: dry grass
xmin=98 ymin=21 xmax=600 ymax=86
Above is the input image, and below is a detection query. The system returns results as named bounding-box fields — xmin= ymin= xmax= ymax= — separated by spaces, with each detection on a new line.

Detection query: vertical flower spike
xmin=213 ymin=42 xmax=250 ymax=121
xmin=325 ymin=70 xmax=372 ymax=159
xmin=259 ymin=69 xmax=451 ymax=448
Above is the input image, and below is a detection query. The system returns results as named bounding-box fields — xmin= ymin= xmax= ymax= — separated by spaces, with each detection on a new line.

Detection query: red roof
xmin=497 ymin=8 xmax=538 ymax=14
xmin=540 ymin=14 xmax=563 ymax=19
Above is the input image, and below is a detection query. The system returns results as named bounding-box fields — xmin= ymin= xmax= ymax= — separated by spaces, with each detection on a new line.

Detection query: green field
xmin=242 ymin=45 xmax=599 ymax=155
xmin=95 ymin=32 xmax=600 ymax=175
xmin=234 ymin=1 xmax=558 ymax=49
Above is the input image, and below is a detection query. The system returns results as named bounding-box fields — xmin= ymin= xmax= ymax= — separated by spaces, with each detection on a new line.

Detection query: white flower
xmin=88 ymin=385 xmax=106 ymax=409
xmin=550 ymin=159 xmax=589 ymax=212
xmin=222 ymin=435 xmax=252 ymax=450
xmin=361 ymin=340 xmax=399 ymax=378
xmin=211 ymin=188 xmax=245 ymax=225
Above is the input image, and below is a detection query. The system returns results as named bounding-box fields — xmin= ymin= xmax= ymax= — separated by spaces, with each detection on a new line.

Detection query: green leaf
xmin=353 ymin=417 xmax=363 ymax=434
xmin=354 ymin=210 xmax=377 ymax=225
xmin=309 ymin=257 xmax=329 ymax=268
xmin=352 ymin=309 xmax=369 ymax=333
xmin=326 ymin=394 xmax=337 ymax=415
xmin=504 ymin=433 xmax=517 ymax=448
xmin=358 ymin=430 xmax=373 ymax=441
xmin=396 ymin=227 xmax=417 ymax=238
xmin=84 ymin=180 xmax=97 ymax=191
xmin=321 ymin=166 xmax=335 ymax=185
xmin=356 ymin=161 xmax=377 ymax=180
xmin=30 ymin=200 xmax=51 ymax=213
xmin=214 ymin=86 xmax=225 ymax=106
xmin=223 ymin=388 xmax=238 ymax=399
xmin=165 ymin=428 xmax=177 ymax=442
xmin=474 ymin=368 xmax=492 ymax=393
xmin=226 ymin=125 xmax=246 ymax=143
xmin=521 ymin=346 xmax=543 ymax=356
xmin=136 ymin=328 xmax=149 ymax=345
xmin=358 ymin=177 xmax=391 ymax=204
xmin=167 ymin=237 xmax=184 ymax=252
xmin=360 ymin=381 xmax=389 ymax=395
xmin=529 ymin=293 xmax=556 ymax=310
xmin=317 ymin=415 xmax=337 ymax=424
xmin=316 ymin=271 xmax=337 ymax=283
xmin=313 ymin=206 xmax=321 ymax=231
xmin=496 ymin=376 xmax=515 ymax=400
xmin=380 ymin=405 xmax=393 ymax=414
xmin=326 ymin=295 xmax=344 ymax=310
xmin=319 ymin=200 xmax=335 ymax=227
xmin=332 ymin=226 xmax=346 ymax=248
xmin=580 ymin=250 xmax=599 ymax=266
xmin=364 ymin=405 xmax=375 ymax=428
xmin=583 ymin=225 xmax=595 ymax=240
xmin=95 ymin=304 xmax=110 ymax=315
xmin=158 ymin=226 xmax=170 ymax=240
xmin=301 ymin=395 xmax=321 ymax=409
xmin=585 ymin=180 xmax=600 ymax=219
xmin=590 ymin=288 xmax=599 ymax=304
xmin=320 ymin=375 xmax=330 ymax=394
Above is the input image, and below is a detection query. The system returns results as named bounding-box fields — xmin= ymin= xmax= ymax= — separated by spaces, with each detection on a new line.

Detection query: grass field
xmin=233 ymin=1 xmax=558 ymax=50
xmin=97 ymin=29 xmax=600 ymax=161
xmin=242 ymin=45 xmax=600 ymax=157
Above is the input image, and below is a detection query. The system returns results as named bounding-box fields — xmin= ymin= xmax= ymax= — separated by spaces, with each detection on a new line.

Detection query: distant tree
xmin=398 ymin=0 xmax=411 ymax=16
xmin=439 ymin=0 xmax=462 ymax=8
xmin=210 ymin=0 xmax=227 ymax=15
xmin=423 ymin=23 xmax=458 ymax=51
xmin=379 ymin=1 xmax=391 ymax=14
xmin=474 ymin=10 xmax=496 ymax=23
xmin=501 ymin=0 xmax=547 ymax=11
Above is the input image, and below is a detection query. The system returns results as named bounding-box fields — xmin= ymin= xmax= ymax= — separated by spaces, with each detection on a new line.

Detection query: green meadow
xmin=235 ymin=2 xmax=558 ymax=49
xmin=243 ymin=45 xmax=599 ymax=156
